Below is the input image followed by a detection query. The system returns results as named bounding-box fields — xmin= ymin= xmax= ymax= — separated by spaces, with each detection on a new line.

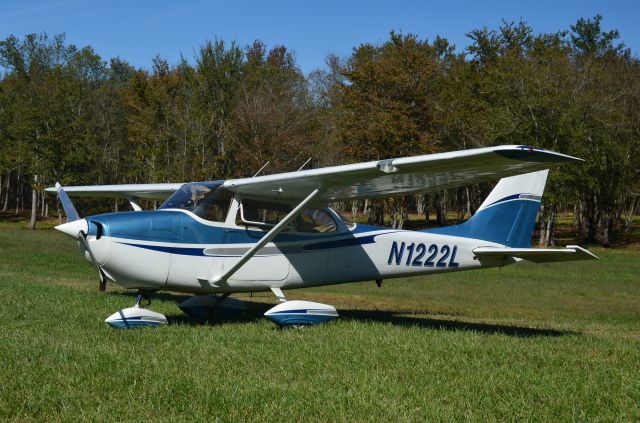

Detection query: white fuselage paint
xmin=85 ymin=214 xmax=508 ymax=295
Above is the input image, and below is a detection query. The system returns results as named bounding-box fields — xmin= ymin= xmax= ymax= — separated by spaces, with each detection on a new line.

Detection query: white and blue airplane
xmin=47 ymin=145 xmax=597 ymax=328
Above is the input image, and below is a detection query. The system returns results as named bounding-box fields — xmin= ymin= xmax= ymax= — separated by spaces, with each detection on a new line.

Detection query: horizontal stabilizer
xmin=473 ymin=245 xmax=598 ymax=263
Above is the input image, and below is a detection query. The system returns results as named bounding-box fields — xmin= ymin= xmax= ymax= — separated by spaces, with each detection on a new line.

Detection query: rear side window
xmin=296 ymin=209 xmax=337 ymax=233
xmin=239 ymin=199 xmax=292 ymax=226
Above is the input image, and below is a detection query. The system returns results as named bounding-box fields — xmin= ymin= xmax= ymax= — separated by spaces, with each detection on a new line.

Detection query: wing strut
xmin=209 ymin=188 xmax=321 ymax=285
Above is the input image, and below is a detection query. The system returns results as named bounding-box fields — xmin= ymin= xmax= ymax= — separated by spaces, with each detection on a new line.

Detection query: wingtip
xmin=496 ymin=145 xmax=584 ymax=164
xmin=567 ymin=245 xmax=599 ymax=260
xmin=557 ymin=152 xmax=584 ymax=163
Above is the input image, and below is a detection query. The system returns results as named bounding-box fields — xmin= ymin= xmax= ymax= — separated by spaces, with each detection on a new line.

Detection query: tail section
xmin=426 ymin=170 xmax=548 ymax=247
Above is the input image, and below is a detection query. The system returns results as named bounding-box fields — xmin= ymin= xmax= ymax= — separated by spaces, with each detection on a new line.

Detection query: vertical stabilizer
xmin=476 ymin=170 xmax=548 ymax=213
xmin=425 ymin=170 xmax=548 ymax=247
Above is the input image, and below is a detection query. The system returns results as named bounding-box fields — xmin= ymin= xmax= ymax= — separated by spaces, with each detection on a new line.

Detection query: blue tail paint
xmin=424 ymin=196 xmax=541 ymax=247
xmin=424 ymin=170 xmax=548 ymax=248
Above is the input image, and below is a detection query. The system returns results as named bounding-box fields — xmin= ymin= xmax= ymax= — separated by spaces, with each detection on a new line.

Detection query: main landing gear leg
xmin=104 ymin=290 xmax=168 ymax=328
xmin=133 ymin=290 xmax=153 ymax=308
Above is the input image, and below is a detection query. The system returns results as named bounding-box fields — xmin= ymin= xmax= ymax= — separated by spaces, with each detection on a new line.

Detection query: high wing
xmin=224 ymin=145 xmax=581 ymax=201
xmin=44 ymin=183 xmax=183 ymax=201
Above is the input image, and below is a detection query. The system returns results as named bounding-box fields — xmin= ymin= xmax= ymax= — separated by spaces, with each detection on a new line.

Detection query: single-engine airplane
xmin=46 ymin=145 xmax=598 ymax=328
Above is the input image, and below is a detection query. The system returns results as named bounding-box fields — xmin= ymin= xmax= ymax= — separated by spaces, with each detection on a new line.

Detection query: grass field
xmin=1 ymin=225 xmax=639 ymax=421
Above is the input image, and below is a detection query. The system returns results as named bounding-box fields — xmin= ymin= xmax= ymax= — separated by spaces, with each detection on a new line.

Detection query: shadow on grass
xmin=338 ymin=309 xmax=574 ymax=338
xmin=112 ymin=291 xmax=574 ymax=337
xmin=169 ymin=300 xmax=272 ymax=326
xmin=113 ymin=291 xmax=268 ymax=326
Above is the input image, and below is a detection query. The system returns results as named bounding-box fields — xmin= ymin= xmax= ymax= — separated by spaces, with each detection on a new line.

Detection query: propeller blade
xmin=54 ymin=185 xmax=105 ymax=291
xmin=55 ymin=182 xmax=80 ymax=222
xmin=78 ymin=230 xmax=106 ymax=286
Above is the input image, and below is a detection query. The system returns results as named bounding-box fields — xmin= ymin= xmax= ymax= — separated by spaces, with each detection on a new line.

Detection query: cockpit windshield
xmin=159 ymin=181 xmax=233 ymax=222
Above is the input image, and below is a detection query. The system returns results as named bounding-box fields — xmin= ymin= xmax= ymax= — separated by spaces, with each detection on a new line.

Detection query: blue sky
xmin=0 ymin=0 xmax=637 ymax=74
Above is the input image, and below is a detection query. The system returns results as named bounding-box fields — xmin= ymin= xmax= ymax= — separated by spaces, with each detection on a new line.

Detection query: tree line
xmin=0 ymin=16 xmax=638 ymax=246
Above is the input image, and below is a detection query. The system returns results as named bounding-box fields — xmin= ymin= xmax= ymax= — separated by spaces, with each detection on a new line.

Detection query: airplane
xmin=46 ymin=145 xmax=598 ymax=328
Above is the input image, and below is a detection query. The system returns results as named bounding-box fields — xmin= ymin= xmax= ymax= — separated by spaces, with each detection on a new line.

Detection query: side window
xmin=296 ymin=209 xmax=337 ymax=233
xmin=239 ymin=199 xmax=292 ymax=226
xmin=192 ymin=186 xmax=233 ymax=222
xmin=335 ymin=210 xmax=356 ymax=230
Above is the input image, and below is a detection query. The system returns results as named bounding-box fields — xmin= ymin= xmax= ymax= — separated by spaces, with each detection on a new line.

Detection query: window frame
xmin=295 ymin=208 xmax=339 ymax=233
xmin=234 ymin=197 xmax=350 ymax=235
xmin=238 ymin=198 xmax=293 ymax=228
xmin=194 ymin=187 xmax=233 ymax=222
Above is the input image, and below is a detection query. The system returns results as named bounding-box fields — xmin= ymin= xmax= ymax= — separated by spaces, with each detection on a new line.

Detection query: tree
xmin=570 ymin=15 xmax=627 ymax=59
xmin=228 ymin=41 xmax=319 ymax=177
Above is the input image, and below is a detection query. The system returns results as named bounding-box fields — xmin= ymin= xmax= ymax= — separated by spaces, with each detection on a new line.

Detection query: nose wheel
xmin=104 ymin=290 xmax=168 ymax=328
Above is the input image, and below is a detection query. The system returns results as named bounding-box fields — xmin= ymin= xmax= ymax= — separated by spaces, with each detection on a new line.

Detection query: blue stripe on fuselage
xmin=116 ymin=242 xmax=208 ymax=256
xmin=301 ymin=233 xmax=384 ymax=250
xmin=115 ymin=230 xmax=388 ymax=257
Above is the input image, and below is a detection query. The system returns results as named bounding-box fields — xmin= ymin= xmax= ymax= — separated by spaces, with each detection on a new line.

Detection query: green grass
xmin=0 ymin=227 xmax=639 ymax=422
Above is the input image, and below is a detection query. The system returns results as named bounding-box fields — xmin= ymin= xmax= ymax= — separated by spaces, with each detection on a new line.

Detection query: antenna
xmin=297 ymin=157 xmax=312 ymax=171
xmin=252 ymin=161 xmax=270 ymax=177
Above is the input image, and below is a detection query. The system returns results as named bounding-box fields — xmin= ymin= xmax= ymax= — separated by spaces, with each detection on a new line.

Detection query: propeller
xmin=55 ymin=182 xmax=80 ymax=222
xmin=78 ymin=229 xmax=107 ymax=290
xmin=55 ymin=182 xmax=107 ymax=291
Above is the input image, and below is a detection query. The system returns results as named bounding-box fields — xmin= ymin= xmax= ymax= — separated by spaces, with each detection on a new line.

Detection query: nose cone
xmin=55 ymin=219 xmax=88 ymax=238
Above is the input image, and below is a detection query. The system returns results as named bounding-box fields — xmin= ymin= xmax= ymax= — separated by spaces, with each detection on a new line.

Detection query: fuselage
xmin=49 ymin=152 xmax=581 ymax=298
xmin=66 ymin=206 xmax=507 ymax=295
